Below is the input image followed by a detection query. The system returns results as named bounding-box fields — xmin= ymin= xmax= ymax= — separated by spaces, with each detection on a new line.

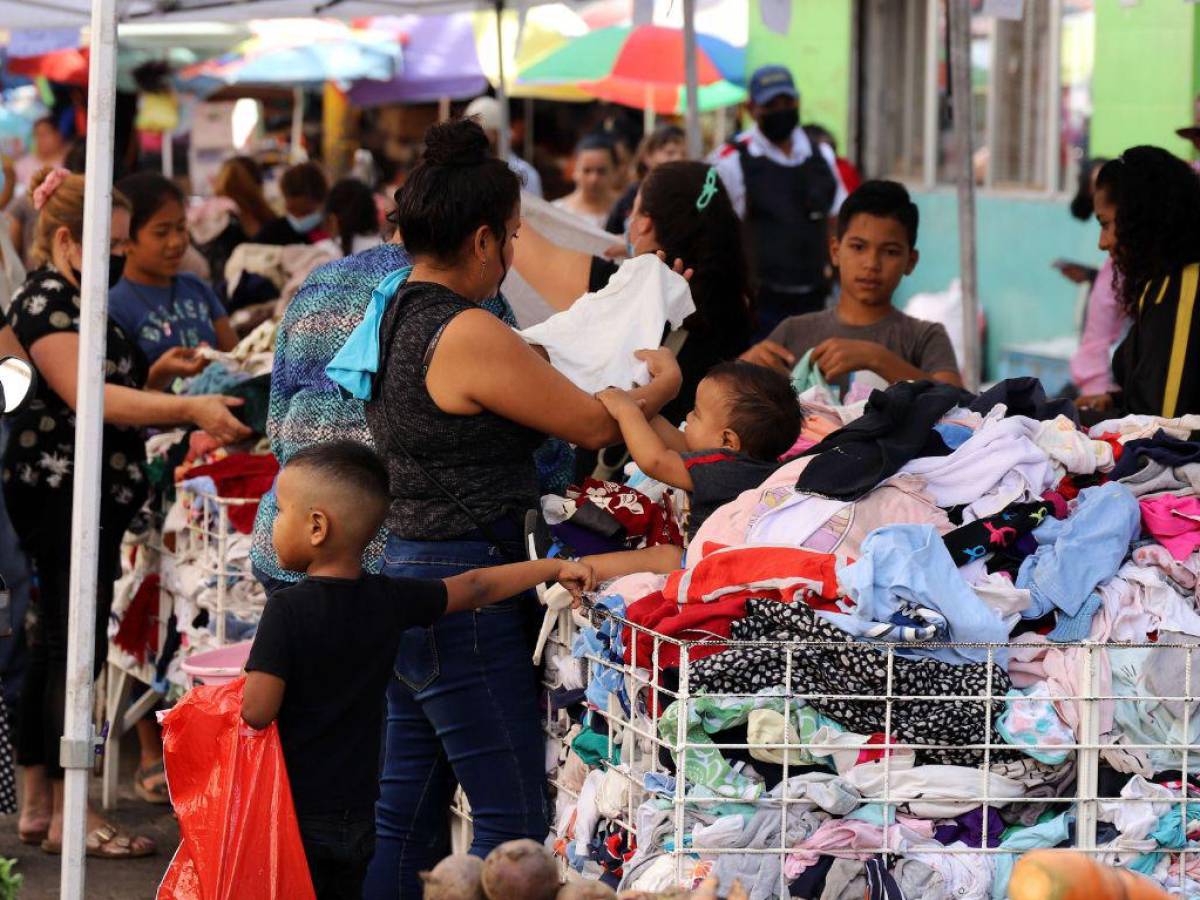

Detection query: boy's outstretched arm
xmin=444 ymin=559 xmax=595 ymax=614
xmin=242 ymin=672 xmax=285 ymax=730
xmin=596 ymin=388 xmax=694 ymax=491
xmin=811 ymin=338 xmax=964 ymax=387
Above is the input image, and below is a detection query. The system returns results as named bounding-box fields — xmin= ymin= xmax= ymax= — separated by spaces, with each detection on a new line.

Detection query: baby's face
xmin=684 ymin=377 xmax=735 ymax=452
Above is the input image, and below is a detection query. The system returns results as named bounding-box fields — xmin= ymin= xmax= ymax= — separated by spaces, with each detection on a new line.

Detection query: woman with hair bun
xmin=1079 ymin=146 xmax=1200 ymax=418
xmin=360 ymin=118 xmax=681 ymax=897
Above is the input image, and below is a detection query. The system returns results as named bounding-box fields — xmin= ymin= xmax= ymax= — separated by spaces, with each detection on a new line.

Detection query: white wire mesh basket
xmin=167 ymin=484 xmax=267 ymax=645
xmin=452 ymin=597 xmax=1200 ymax=898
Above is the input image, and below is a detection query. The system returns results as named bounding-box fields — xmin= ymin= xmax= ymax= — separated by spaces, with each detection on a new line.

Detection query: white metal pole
xmin=948 ymin=0 xmax=981 ymax=390
xmin=922 ymin=0 xmax=939 ymax=188
xmin=62 ymin=0 xmax=119 ymax=894
xmin=162 ymin=128 xmax=174 ymax=179
xmin=290 ymin=87 xmax=306 ymax=163
xmin=495 ymin=0 xmax=511 ymax=159
xmin=1045 ymin=0 xmax=1063 ymax=194
xmin=682 ymin=0 xmax=701 ymax=158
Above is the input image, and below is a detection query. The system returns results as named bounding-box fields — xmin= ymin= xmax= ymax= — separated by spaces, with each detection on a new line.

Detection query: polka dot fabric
xmin=689 ymin=598 xmax=1018 ymax=766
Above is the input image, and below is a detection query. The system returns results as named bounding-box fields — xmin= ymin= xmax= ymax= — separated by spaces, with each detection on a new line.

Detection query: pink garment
xmin=1132 ymin=544 xmax=1198 ymax=594
xmin=688 ymin=454 xmax=951 ymax=567
xmin=1008 ymin=635 xmax=1113 ymax=736
xmin=780 ymin=435 xmax=817 ymax=460
xmin=1139 ymin=495 xmax=1200 ymax=562
xmin=784 ymin=819 xmax=934 ymax=878
xmin=1070 ymin=257 xmax=1126 ymax=395
xmin=604 ymin=572 xmax=669 ymax=603
xmin=688 ymin=456 xmax=814 ymax=557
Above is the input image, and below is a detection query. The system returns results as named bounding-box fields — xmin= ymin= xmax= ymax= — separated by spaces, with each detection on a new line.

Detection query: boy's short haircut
xmin=285 ymin=441 xmax=389 ymax=504
xmin=281 ymin=161 xmax=330 ymax=203
xmin=705 ymin=361 xmax=804 ymax=461
xmin=836 ymin=179 xmax=919 ymax=249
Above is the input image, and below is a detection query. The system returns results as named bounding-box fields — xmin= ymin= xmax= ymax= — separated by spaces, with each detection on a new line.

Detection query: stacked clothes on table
xmin=109 ymin=331 xmax=280 ymax=690
xmin=541 ymin=379 xmax=1200 ymax=899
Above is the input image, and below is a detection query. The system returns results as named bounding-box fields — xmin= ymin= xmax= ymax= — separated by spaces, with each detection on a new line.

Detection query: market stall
xmin=520 ymin=387 xmax=1200 ymax=897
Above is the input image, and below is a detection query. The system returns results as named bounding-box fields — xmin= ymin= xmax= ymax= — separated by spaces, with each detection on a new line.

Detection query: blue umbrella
xmin=181 ymin=20 xmax=401 ymax=88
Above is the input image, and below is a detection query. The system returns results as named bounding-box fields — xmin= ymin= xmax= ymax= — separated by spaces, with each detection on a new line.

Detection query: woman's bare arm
xmin=511 ymin=221 xmax=592 ymax=311
xmin=425 ymin=309 xmax=680 ymax=451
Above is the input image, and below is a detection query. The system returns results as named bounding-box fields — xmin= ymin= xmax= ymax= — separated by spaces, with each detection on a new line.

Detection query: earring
xmin=480 ymin=260 xmax=487 ymax=279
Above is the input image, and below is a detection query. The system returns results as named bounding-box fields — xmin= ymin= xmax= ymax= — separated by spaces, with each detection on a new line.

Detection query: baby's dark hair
xmin=286 ymin=440 xmax=388 ymax=494
xmin=704 ymin=361 xmax=804 ymax=461
xmin=837 ymin=179 xmax=919 ymax=249
xmin=115 ymin=172 xmax=186 ymax=241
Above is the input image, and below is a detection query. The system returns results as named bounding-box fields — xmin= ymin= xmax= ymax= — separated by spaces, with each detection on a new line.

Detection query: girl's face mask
xmin=287 ymin=210 xmax=325 ymax=235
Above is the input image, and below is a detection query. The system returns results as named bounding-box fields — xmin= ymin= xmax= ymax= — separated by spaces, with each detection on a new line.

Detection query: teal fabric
xmin=326 ymin=265 xmax=413 ymax=400
xmin=571 ymin=725 xmax=621 ymax=767
xmin=790 ymin=349 xmax=839 ymax=402
xmin=992 ymin=812 xmax=1072 ymax=899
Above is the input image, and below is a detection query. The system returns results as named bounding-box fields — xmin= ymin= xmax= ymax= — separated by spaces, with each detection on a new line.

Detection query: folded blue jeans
xmin=363 ymin=534 xmax=548 ymax=899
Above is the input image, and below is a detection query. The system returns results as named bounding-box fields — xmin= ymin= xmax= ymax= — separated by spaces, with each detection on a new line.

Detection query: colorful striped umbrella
xmin=349 ymin=7 xmax=588 ymax=108
xmin=517 ymin=24 xmax=745 ymax=115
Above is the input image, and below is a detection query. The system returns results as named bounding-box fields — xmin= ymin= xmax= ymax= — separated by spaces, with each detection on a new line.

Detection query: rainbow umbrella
xmin=517 ymin=24 xmax=745 ymax=115
xmin=349 ymin=7 xmax=588 ymax=108
xmin=471 ymin=4 xmax=590 ymax=102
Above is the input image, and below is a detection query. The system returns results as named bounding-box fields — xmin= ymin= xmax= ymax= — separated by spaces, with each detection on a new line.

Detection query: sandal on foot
xmin=86 ymin=824 xmax=156 ymax=859
xmin=133 ymin=759 xmax=170 ymax=805
xmin=42 ymin=824 xmax=157 ymax=858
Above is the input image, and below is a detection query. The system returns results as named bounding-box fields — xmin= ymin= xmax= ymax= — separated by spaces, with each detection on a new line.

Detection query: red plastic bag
xmin=157 ymin=677 xmax=315 ymax=900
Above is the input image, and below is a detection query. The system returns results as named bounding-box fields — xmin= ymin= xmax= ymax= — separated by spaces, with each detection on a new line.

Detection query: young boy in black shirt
xmin=241 ymin=441 xmax=593 ymax=899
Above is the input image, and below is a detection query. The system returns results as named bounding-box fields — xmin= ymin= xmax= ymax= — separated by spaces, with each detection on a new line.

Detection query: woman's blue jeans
xmin=363 ymin=534 xmax=548 ymax=899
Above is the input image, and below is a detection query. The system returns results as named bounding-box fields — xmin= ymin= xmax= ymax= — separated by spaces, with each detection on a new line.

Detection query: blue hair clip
xmin=695 ymin=166 xmax=719 ymax=211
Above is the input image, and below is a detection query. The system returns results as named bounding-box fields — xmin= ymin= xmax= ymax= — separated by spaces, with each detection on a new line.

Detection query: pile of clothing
xmin=542 ymin=379 xmax=1200 ymax=898
xmin=108 ymin=334 xmax=279 ymax=690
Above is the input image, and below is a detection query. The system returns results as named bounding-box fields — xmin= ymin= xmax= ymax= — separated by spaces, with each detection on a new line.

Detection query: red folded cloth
xmin=181 ymin=453 xmax=280 ymax=534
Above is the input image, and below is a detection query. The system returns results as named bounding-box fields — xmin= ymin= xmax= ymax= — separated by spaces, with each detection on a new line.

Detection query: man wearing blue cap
xmin=712 ymin=64 xmax=848 ymax=338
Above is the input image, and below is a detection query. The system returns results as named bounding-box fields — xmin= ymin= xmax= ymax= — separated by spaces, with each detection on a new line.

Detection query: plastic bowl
xmin=180 ymin=640 xmax=253 ymax=686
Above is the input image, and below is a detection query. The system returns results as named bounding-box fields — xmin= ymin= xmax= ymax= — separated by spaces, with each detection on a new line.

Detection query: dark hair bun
xmin=423 ymin=120 xmax=490 ymax=168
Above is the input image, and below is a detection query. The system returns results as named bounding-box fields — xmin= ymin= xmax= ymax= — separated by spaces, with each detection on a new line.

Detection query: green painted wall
xmin=747 ymin=0 xmax=853 ymax=151
xmin=895 ymin=190 xmax=1105 ymax=378
xmin=1091 ymin=1 xmax=1196 ymax=159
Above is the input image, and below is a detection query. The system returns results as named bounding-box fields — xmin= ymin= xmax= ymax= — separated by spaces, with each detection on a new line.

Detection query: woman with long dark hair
xmin=360 ymin=119 xmax=680 ymax=897
xmin=517 ymin=159 xmax=755 ymax=423
xmin=1079 ymin=146 xmax=1200 ymax=418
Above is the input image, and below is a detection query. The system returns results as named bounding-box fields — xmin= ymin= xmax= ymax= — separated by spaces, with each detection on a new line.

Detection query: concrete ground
xmin=0 ymin=740 xmax=178 ymax=900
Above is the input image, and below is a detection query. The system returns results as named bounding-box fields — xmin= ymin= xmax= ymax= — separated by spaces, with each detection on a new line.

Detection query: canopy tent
xmin=12 ymin=1 xmax=699 ymax=896
xmin=8 ymin=1 xmax=983 ymax=897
